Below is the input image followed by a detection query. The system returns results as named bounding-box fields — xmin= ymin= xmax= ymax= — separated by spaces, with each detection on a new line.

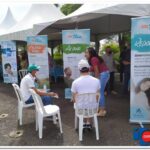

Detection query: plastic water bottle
xmin=35 ymin=82 xmax=39 ymax=88
xmin=43 ymin=84 xmax=47 ymax=92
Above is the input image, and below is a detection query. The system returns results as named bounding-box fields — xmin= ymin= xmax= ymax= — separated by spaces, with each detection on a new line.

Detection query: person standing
xmin=119 ymin=46 xmax=126 ymax=83
xmin=85 ymin=47 xmax=110 ymax=117
xmin=102 ymin=46 xmax=117 ymax=95
xmin=20 ymin=52 xmax=28 ymax=69
xmin=122 ymin=42 xmax=131 ymax=95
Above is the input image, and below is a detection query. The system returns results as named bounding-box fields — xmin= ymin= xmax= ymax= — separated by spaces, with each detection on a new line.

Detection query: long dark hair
xmin=87 ymin=47 xmax=104 ymax=65
xmin=135 ymin=78 xmax=150 ymax=107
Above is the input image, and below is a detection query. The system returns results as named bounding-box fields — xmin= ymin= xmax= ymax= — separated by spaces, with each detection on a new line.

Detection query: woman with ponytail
xmin=85 ymin=47 xmax=110 ymax=117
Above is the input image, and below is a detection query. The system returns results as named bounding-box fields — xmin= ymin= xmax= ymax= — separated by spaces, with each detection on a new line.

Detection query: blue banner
xmin=0 ymin=41 xmax=18 ymax=83
xmin=130 ymin=17 xmax=150 ymax=123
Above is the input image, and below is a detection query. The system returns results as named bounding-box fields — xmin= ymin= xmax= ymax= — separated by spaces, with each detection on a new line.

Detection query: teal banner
xmin=132 ymin=34 xmax=150 ymax=52
xmin=130 ymin=17 xmax=150 ymax=123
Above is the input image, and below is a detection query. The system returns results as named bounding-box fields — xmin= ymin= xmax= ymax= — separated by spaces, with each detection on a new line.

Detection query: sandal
xmin=97 ymin=110 xmax=107 ymax=117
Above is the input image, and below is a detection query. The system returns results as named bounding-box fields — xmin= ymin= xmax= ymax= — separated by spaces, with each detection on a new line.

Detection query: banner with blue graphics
xmin=62 ymin=29 xmax=90 ymax=79
xmin=0 ymin=41 xmax=18 ymax=83
xmin=27 ymin=35 xmax=49 ymax=89
xmin=130 ymin=17 xmax=150 ymax=123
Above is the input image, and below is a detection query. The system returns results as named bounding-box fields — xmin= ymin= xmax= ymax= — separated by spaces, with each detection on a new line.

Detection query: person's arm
xmin=91 ymin=58 xmax=100 ymax=78
xmin=31 ymin=87 xmax=58 ymax=97
xmin=71 ymin=81 xmax=77 ymax=102
xmin=122 ymin=50 xmax=131 ymax=65
xmin=96 ymin=90 xmax=100 ymax=102
xmin=93 ymin=65 xmax=100 ymax=78
xmin=122 ymin=60 xmax=130 ymax=65
xmin=72 ymin=92 xmax=77 ymax=103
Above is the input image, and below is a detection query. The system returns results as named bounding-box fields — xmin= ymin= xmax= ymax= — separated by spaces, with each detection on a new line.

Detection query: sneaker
xmin=44 ymin=116 xmax=58 ymax=121
xmin=102 ymin=110 xmax=107 ymax=116
xmin=86 ymin=124 xmax=93 ymax=131
xmin=83 ymin=123 xmax=92 ymax=132
xmin=111 ymin=90 xmax=117 ymax=95
xmin=44 ymin=116 xmax=53 ymax=121
xmin=97 ymin=110 xmax=107 ymax=117
xmin=83 ymin=123 xmax=87 ymax=128
xmin=104 ymin=91 xmax=107 ymax=96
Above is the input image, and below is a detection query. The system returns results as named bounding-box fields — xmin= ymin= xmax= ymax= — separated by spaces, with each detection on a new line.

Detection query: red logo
xmin=142 ymin=131 xmax=150 ymax=142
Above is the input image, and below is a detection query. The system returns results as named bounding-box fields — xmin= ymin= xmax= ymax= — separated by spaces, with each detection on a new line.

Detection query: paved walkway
xmin=0 ymin=79 xmax=148 ymax=146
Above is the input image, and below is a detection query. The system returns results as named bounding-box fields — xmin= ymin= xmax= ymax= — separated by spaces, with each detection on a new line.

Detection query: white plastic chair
xmin=19 ymin=69 xmax=28 ymax=79
xmin=29 ymin=89 xmax=63 ymax=139
xmin=12 ymin=84 xmax=34 ymax=125
xmin=74 ymin=93 xmax=100 ymax=141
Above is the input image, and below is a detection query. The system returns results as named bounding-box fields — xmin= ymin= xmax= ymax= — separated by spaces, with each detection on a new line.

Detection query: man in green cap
xmin=20 ymin=64 xmax=58 ymax=105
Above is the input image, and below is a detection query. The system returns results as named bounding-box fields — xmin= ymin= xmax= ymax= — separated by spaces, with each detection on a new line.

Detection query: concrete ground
xmin=0 ymin=77 xmax=149 ymax=146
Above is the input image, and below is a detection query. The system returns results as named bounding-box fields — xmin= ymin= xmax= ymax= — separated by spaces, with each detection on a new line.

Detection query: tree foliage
xmin=100 ymin=42 xmax=120 ymax=55
xmin=118 ymin=32 xmax=131 ymax=50
xmin=60 ymin=4 xmax=82 ymax=15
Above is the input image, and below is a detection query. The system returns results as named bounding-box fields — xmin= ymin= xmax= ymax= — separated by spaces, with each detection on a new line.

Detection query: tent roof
xmin=0 ymin=4 xmax=65 ymax=41
xmin=8 ymin=4 xmax=65 ymax=33
xmin=1 ymin=4 xmax=150 ymax=42
xmin=55 ymin=4 xmax=150 ymax=23
xmin=0 ymin=7 xmax=17 ymax=35
xmin=38 ymin=4 xmax=150 ymax=41
xmin=33 ymin=4 xmax=116 ymax=36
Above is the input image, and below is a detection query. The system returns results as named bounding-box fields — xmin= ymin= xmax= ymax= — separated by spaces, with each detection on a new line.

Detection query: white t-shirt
xmin=20 ymin=73 xmax=35 ymax=101
xmin=71 ymin=75 xmax=100 ymax=94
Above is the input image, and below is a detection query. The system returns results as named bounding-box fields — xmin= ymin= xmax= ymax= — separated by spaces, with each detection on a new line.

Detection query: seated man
xmin=20 ymin=64 xmax=58 ymax=106
xmin=71 ymin=59 xmax=100 ymax=129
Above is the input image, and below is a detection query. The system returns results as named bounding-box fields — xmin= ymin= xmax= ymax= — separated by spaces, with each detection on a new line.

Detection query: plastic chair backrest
xmin=75 ymin=93 xmax=99 ymax=117
xmin=19 ymin=69 xmax=28 ymax=79
xmin=29 ymin=89 xmax=46 ymax=114
xmin=12 ymin=84 xmax=24 ymax=103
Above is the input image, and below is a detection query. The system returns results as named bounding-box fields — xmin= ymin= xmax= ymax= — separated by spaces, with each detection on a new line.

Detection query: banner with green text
xmin=62 ymin=29 xmax=90 ymax=79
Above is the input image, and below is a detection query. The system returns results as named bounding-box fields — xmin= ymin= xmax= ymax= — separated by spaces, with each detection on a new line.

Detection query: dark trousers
xmin=120 ymin=64 xmax=124 ymax=83
xmin=123 ymin=71 xmax=130 ymax=94
xmin=120 ymin=71 xmax=124 ymax=83
xmin=105 ymin=72 xmax=114 ymax=94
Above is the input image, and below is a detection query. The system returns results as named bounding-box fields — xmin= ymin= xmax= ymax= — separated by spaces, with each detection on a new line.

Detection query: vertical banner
xmin=130 ymin=17 xmax=150 ymax=123
xmin=0 ymin=41 xmax=18 ymax=83
xmin=27 ymin=35 xmax=49 ymax=89
xmin=62 ymin=29 xmax=90 ymax=79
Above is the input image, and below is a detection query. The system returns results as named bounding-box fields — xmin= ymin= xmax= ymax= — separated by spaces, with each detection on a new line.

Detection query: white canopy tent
xmin=0 ymin=4 xmax=65 ymax=41
xmin=37 ymin=4 xmax=150 ymax=41
xmin=0 ymin=7 xmax=17 ymax=35
xmin=1 ymin=4 xmax=150 ymax=43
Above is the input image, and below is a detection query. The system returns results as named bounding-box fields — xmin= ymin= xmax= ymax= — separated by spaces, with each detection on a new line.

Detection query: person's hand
xmin=71 ymin=98 xmax=75 ymax=103
xmin=123 ymin=61 xmax=130 ymax=65
xmin=49 ymin=92 xmax=58 ymax=97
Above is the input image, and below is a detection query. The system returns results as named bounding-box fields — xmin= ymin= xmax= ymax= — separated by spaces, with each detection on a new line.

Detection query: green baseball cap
xmin=27 ymin=64 xmax=40 ymax=72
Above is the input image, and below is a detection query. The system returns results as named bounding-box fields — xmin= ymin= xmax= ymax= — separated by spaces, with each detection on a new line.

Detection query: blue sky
xmin=0 ymin=3 xmax=32 ymax=23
